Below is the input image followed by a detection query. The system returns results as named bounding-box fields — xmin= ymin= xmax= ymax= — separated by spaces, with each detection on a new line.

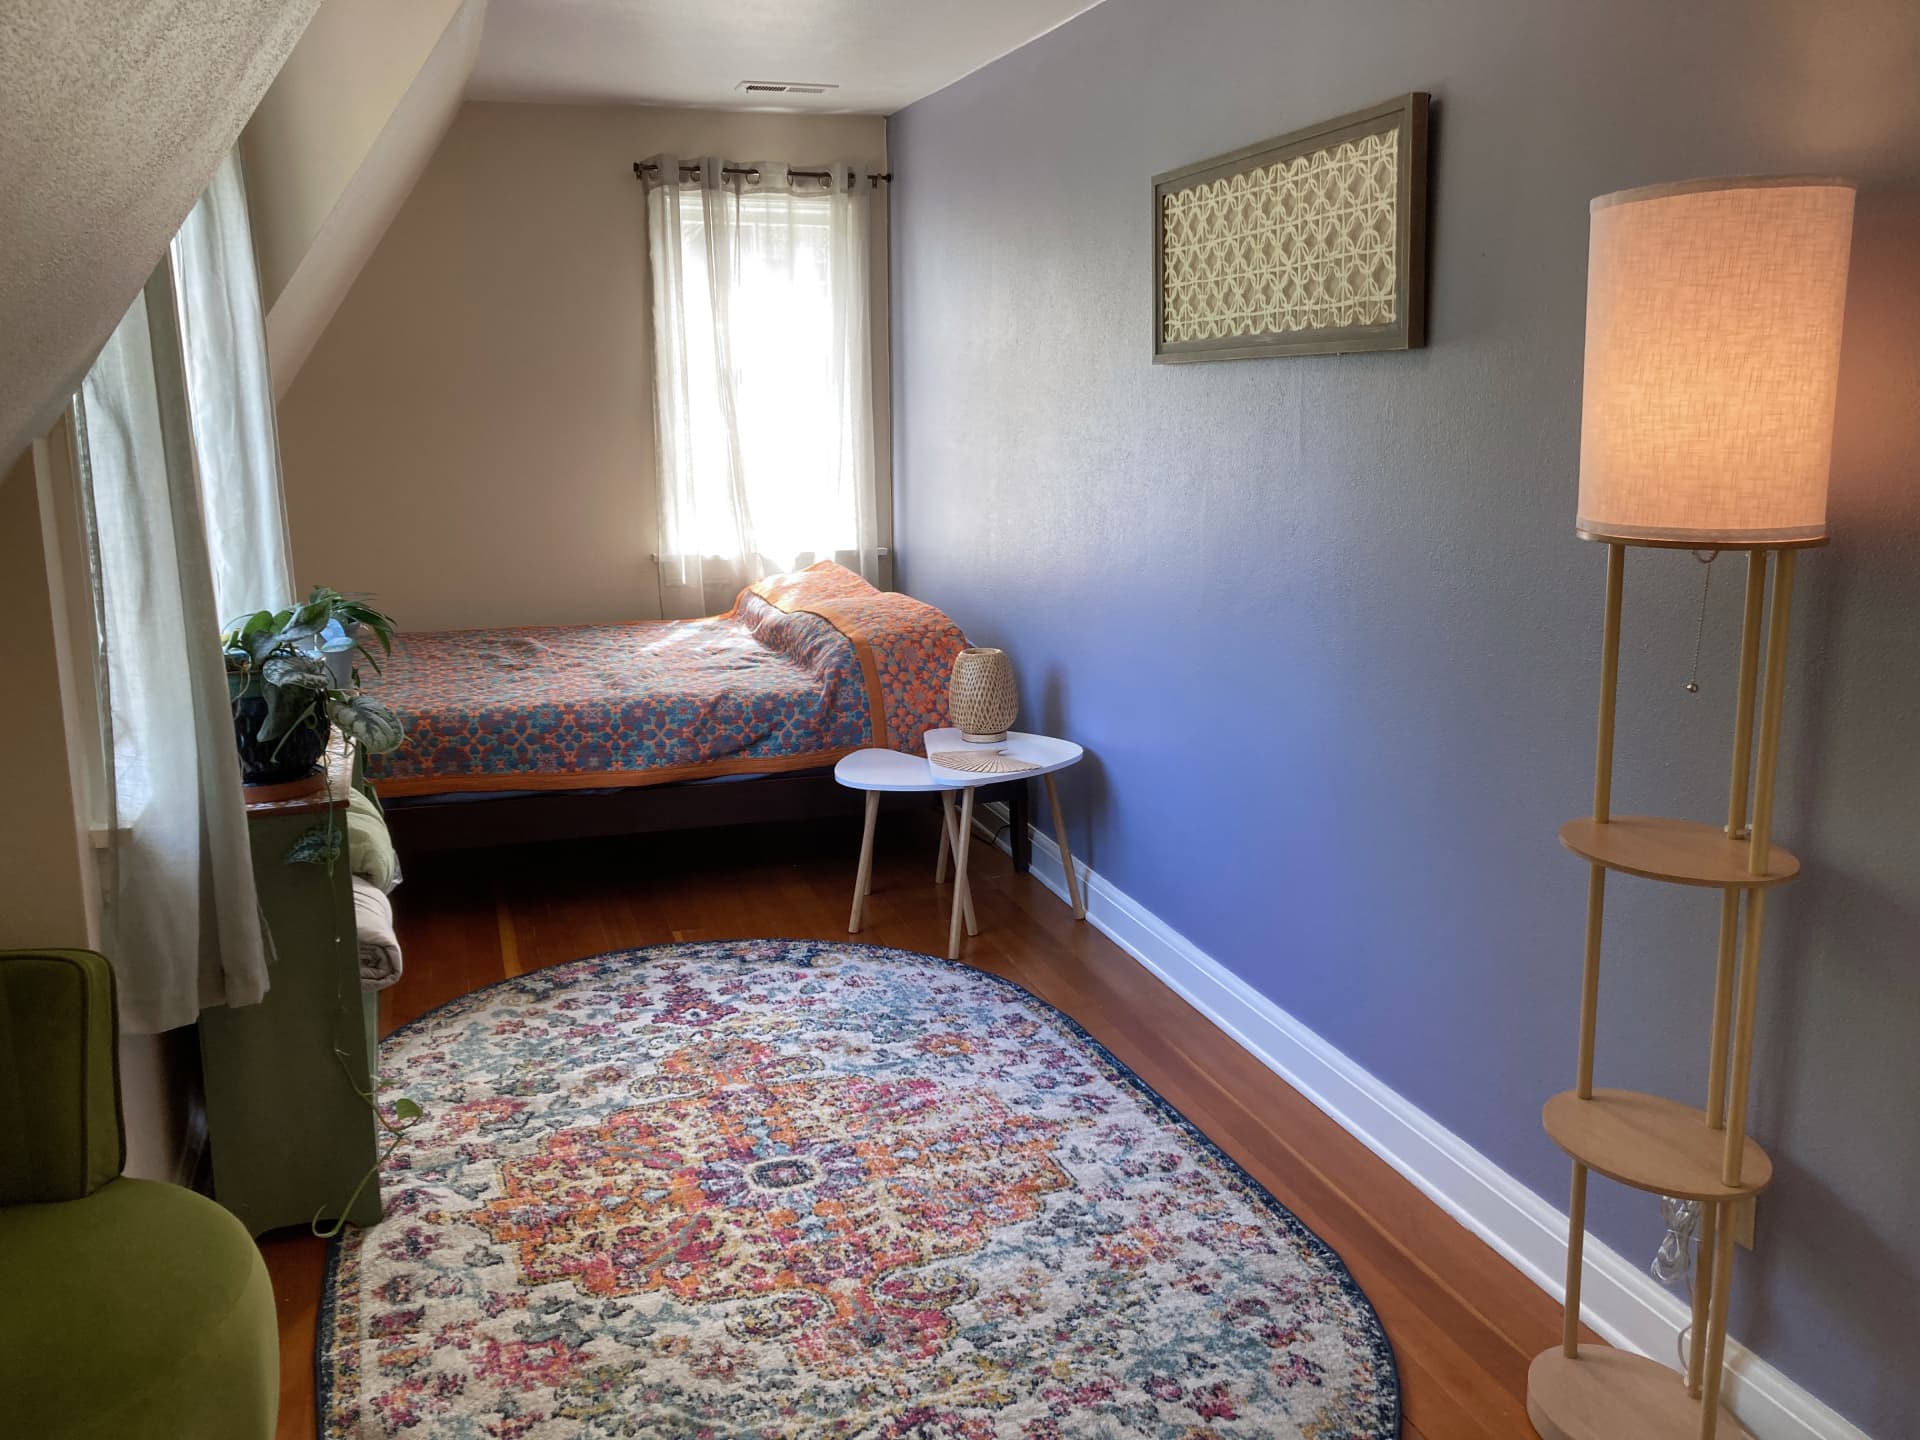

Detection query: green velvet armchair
xmin=0 ymin=950 xmax=278 ymax=1439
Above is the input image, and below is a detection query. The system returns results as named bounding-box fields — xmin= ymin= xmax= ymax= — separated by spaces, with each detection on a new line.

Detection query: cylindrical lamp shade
xmin=1577 ymin=176 xmax=1855 ymax=546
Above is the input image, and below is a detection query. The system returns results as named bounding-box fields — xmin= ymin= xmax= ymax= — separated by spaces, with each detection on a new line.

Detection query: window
xmin=644 ymin=161 xmax=880 ymax=615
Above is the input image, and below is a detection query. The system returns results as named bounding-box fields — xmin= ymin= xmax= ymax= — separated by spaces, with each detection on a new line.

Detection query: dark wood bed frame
xmin=381 ymin=771 xmax=1034 ymax=874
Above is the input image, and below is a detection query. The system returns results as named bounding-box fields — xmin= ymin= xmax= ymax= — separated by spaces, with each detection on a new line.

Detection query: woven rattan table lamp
xmin=949 ymin=647 xmax=1018 ymax=743
xmin=1529 ymin=176 xmax=1855 ymax=1440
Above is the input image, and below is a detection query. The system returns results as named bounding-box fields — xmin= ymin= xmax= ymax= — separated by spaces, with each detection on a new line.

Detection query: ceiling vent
xmin=735 ymin=80 xmax=838 ymax=96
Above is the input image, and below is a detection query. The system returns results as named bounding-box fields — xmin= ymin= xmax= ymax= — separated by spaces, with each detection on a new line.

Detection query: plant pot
xmin=232 ymin=694 xmax=331 ymax=787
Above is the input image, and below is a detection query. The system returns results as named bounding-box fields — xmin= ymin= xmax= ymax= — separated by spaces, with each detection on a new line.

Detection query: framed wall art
xmin=1152 ymin=92 xmax=1430 ymax=362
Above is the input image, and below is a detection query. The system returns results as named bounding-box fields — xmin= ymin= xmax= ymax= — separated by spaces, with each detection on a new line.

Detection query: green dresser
xmin=197 ymin=741 xmax=382 ymax=1236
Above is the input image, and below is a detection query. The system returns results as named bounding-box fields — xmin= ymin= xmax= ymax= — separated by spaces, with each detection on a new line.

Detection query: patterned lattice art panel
xmin=1152 ymin=94 xmax=1427 ymax=359
xmin=1162 ymin=130 xmax=1398 ymax=342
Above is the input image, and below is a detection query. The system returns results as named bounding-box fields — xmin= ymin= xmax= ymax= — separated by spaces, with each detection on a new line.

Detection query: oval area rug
xmin=320 ymin=940 xmax=1399 ymax=1438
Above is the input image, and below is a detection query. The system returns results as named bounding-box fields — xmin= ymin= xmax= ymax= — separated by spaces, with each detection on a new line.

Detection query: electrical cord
xmin=1651 ymin=1196 xmax=1700 ymax=1369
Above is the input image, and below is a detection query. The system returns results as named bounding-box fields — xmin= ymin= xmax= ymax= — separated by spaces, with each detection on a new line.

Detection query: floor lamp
xmin=1527 ymin=176 xmax=1856 ymax=1440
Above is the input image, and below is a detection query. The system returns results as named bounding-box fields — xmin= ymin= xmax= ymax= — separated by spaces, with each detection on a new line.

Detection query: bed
xmin=361 ymin=562 xmax=1032 ymax=863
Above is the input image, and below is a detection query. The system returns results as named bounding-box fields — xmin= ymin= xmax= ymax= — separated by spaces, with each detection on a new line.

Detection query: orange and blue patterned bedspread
xmin=363 ymin=564 xmax=966 ymax=796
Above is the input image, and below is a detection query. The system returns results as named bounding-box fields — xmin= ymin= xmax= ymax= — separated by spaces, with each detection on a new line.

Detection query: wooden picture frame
xmin=1152 ymin=92 xmax=1430 ymax=362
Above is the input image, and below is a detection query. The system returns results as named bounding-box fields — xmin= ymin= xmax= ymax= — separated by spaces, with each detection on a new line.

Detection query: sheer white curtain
xmin=174 ymin=151 xmax=296 ymax=621
xmin=644 ymin=156 xmax=880 ymax=617
xmin=71 ymin=150 xmax=291 ymax=1034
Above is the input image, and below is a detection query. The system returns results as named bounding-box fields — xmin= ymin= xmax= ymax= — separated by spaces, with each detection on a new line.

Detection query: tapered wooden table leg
xmin=935 ymin=794 xmax=952 ymax=881
xmin=1043 ymin=773 xmax=1085 ymax=920
xmin=941 ymin=792 xmax=977 ymax=936
xmin=948 ymin=788 xmax=976 ymax=959
xmin=848 ymin=790 xmax=879 ymax=933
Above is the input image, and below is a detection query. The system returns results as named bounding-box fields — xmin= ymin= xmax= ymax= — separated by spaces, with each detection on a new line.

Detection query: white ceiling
xmin=467 ymin=0 xmax=1108 ymax=114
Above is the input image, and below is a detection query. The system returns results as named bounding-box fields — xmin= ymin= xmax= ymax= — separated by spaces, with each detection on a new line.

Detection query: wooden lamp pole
xmin=1534 ymin=539 xmax=1806 ymax=1440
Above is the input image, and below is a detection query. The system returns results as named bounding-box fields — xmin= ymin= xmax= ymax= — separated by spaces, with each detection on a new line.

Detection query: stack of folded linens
xmin=347 ymin=788 xmax=403 ymax=991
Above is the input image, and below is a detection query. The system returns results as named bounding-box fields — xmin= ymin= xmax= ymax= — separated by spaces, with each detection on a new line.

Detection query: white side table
xmin=831 ymin=731 xmax=1086 ymax=961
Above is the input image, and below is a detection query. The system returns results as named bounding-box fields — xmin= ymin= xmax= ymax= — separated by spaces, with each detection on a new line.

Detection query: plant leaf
xmin=340 ymin=603 xmax=396 ymax=655
xmin=262 ymin=653 xmax=333 ymax=691
xmin=391 ymin=1098 xmax=423 ymax=1122
xmin=273 ymin=599 xmax=332 ymax=648
xmin=223 ymin=610 xmax=274 ymax=649
xmin=329 ymin=695 xmax=405 ymax=755
xmin=258 ymin=679 xmax=321 ymax=744
xmin=284 ymin=825 xmax=343 ymax=865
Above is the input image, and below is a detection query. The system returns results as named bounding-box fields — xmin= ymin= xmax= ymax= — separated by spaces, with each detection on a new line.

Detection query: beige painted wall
xmin=277 ymin=102 xmax=891 ymax=631
xmin=0 ymin=441 xmax=97 ymax=954
xmin=242 ymin=0 xmax=483 ymax=395
xmin=244 ymin=0 xmax=469 ymax=310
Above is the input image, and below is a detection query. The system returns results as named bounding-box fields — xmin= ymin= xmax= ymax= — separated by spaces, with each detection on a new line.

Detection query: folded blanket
xmin=353 ymin=876 xmax=402 ymax=991
xmin=345 ymin=787 xmax=400 ymax=894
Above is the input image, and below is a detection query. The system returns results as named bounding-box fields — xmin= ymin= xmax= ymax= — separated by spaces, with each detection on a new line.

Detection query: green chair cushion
xmin=0 ymin=950 xmax=122 ymax=1205
xmin=0 ymin=1176 xmax=278 ymax=1440
xmin=0 ymin=974 xmax=26 ymax=1188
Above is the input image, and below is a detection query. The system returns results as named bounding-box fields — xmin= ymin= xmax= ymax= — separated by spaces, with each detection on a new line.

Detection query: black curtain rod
xmin=632 ymin=160 xmax=891 ymax=186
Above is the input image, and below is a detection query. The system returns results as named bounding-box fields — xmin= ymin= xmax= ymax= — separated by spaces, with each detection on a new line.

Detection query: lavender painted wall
xmin=888 ymin=2 xmax=1920 ymax=1431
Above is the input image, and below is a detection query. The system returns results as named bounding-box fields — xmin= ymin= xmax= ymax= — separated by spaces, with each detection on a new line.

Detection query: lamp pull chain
xmin=1685 ymin=549 xmax=1718 ymax=694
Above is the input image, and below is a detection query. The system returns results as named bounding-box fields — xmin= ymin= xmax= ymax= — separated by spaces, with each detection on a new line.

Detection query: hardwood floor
xmin=261 ymin=806 xmax=1585 ymax=1439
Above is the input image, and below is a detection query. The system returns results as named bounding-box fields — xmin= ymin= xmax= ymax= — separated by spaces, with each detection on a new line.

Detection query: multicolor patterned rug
xmin=319 ymin=941 xmax=1399 ymax=1438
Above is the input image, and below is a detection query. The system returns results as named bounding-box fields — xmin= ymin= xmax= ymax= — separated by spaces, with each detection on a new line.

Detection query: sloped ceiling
xmin=469 ymin=0 xmax=1109 ymax=113
xmin=0 ymin=0 xmax=321 ymax=466
xmin=242 ymin=0 xmax=486 ymax=397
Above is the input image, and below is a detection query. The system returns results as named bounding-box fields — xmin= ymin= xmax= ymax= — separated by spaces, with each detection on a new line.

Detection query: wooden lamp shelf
xmin=1529 ymin=1349 xmax=1756 ymax=1440
xmin=1543 ymin=1089 xmax=1772 ymax=1202
xmin=1558 ymin=816 xmax=1798 ymax=889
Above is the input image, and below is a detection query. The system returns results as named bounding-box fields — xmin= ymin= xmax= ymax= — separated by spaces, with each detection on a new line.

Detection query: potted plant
xmin=223 ymin=587 xmax=405 ymax=788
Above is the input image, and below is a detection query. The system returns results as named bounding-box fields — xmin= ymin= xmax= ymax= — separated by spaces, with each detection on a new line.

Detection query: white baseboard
xmin=977 ymin=802 xmax=1872 ymax=1440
